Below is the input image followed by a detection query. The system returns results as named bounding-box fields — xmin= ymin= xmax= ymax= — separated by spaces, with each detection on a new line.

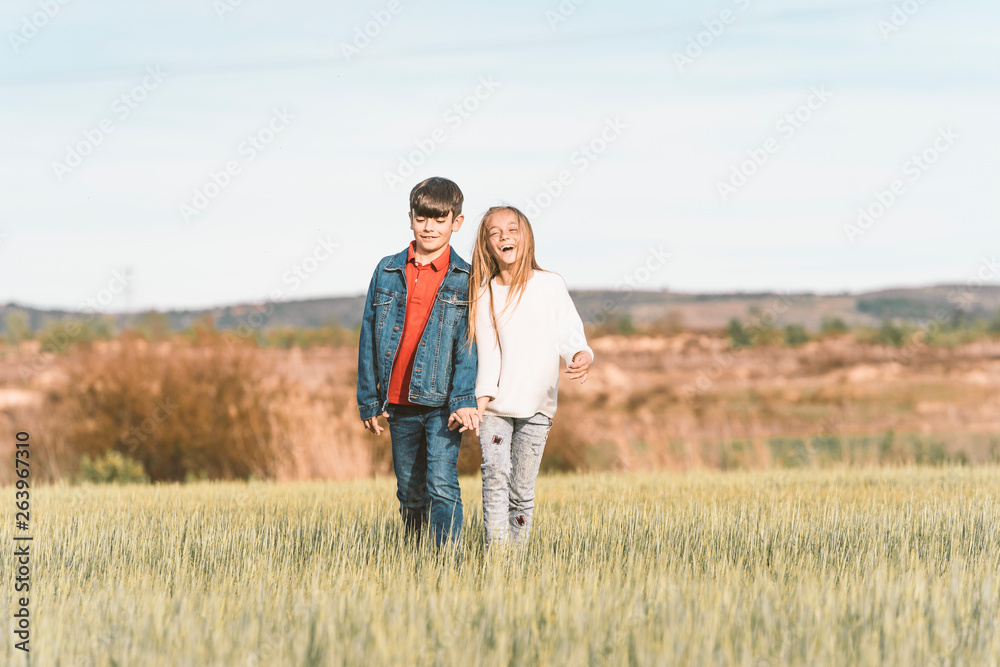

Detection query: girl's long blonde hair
xmin=467 ymin=206 xmax=542 ymax=351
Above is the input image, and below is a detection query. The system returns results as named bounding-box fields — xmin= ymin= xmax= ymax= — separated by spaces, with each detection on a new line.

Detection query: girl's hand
xmin=566 ymin=350 xmax=592 ymax=383
xmin=448 ymin=407 xmax=481 ymax=436
xmin=476 ymin=396 xmax=491 ymax=422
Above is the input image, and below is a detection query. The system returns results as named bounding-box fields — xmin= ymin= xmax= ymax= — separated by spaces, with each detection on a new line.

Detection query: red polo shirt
xmin=387 ymin=242 xmax=451 ymax=404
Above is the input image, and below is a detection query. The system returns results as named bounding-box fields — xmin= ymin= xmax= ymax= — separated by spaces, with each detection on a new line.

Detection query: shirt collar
xmin=406 ymin=241 xmax=450 ymax=271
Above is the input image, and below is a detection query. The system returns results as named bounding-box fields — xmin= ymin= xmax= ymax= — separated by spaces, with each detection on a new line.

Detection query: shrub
xmin=988 ymin=310 xmax=1000 ymax=335
xmin=744 ymin=307 xmax=782 ymax=346
xmin=784 ymin=324 xmax=810 ymax=347
xmin=877 ymin=320 xmax=907 ymax=348
xmin=819 ymin=316 xmax=850 ymax=336
xmin=75 ymin=450 xmax=149 ymax=484
xmin=587 ymin=315 xmax=637 ymax=338
xmin=134 ymin=311 xmax=172 ymax=341
xmin=36 ymin=316 xmax=116 ymax=352
xmin=51 ymin=334 xmax=287 ymax=482
xmin=857 ymin=297 xmax=931 ymax=319
xmin=651 ymin=311 xmax=685 ymax=336
xmin=4 ymin=310 xmax=32 ymax=343
xmin=727 ymin=318 xmax=751 ymax=348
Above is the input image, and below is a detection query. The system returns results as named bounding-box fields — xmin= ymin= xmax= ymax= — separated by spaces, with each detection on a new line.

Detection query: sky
xmin=0 ymin=0 xmax=998 ymax=312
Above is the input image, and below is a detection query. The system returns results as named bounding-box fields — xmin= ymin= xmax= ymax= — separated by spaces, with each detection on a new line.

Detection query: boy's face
xmin=409 ymin=209 xmax=464 ymax=256
xmin=486 ymin=209 xmax=520 ymax=268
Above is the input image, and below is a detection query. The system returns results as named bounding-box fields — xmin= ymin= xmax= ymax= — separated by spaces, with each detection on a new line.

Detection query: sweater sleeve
xmin=474 ymin=284 xmax=502 ymax=400
xmin=554 ymin=274 xmax=594 ymax=366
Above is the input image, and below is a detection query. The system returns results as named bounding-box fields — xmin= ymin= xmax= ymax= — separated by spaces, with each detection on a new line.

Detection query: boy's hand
xmin=566 ymin=350 xmax=593 ymax=383
xmin=363 ymin=411 xmax=390 ymax=436
xmin=447 ymin=407 xmax=481 ymax=436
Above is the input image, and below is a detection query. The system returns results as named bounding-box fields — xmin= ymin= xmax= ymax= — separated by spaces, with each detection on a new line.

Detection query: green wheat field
xmin=3 ymin=468 xmax=1000 ymax=666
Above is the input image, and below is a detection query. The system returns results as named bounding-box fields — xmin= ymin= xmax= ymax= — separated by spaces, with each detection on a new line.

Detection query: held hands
xmin=566 ymin=350 xmax=593 ymax=383
xmin=447 ymin=407 xmax=482 ymax=436
xmin=362 ymin=411 xmax=390 ymax=436
xmin=365 ymin=407 xmax=482 ymax=436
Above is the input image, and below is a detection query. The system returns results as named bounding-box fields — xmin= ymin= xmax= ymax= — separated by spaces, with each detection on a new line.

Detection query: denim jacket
xmin=356 ymin=245 xmax=478 ymax=421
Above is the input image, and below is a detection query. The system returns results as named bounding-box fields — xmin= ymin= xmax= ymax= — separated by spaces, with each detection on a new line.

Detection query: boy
xmin=357 ymin=176 xmax=480 ymax=547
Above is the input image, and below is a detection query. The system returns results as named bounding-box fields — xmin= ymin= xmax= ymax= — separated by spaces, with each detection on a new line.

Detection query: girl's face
xmin=486 ymin=210 xmax=521 ymax=268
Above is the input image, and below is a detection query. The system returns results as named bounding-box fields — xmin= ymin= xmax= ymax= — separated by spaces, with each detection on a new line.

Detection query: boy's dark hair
xmin=409 ymin=177 xmax=464 ymax=218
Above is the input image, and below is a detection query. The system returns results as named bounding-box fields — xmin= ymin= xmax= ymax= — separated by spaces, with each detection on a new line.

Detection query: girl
xmin=466 ymin=205 xmax=594 ymax=547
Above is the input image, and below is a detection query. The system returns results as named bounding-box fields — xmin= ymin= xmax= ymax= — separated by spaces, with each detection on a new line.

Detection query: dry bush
xmin=457 ymin=430 xmax=483 ymax=475
xmin=269 ymin=377 xmax=375 ymax=481
xmin=0 ymin=404 xmax=61 ymax=484
xmin=46 ymin=334 xmax=288 ymax=482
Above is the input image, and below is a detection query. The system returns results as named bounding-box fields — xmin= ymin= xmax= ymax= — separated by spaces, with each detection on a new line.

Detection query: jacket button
xmin=385 ymin=351 xmax=390 ymax=356
xmin=393 ymin=326 xmax=399 ymax=331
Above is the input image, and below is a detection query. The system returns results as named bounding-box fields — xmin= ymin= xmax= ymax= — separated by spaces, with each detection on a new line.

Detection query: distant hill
xmin=2 ymin=284 xmax=999 ymax=336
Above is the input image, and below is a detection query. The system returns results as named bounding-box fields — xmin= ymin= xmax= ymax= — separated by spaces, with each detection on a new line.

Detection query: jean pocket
xmin=539 ymin=418 xmax=553 ymax=449
xmin=436 ymin=295 xmax=466 ymax=326
xmin=373 ymin=296 xmax=394 ymax=333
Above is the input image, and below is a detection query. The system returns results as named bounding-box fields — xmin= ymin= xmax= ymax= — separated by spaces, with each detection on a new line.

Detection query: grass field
xmin=3 ymin=468 xmax=1000 ymax=666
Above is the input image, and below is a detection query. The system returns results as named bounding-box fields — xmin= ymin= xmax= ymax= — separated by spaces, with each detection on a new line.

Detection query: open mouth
xmin=500 ymin=244 xmax=515 ymax=253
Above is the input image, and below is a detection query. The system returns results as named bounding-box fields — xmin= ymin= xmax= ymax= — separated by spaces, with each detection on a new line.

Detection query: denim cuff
xmin=358 ymin=401 xmax=382 ymax=421
xmin=447 ymin=394 xmax=477 ymax=413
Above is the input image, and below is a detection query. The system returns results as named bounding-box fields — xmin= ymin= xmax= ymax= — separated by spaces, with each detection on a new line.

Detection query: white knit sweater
xmin=474 ymin=270 xmax=594 ymax=419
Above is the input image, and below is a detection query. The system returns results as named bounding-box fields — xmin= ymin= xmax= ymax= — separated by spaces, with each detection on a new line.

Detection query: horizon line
xmin=3 ymin=280 xmax=997 ymax=317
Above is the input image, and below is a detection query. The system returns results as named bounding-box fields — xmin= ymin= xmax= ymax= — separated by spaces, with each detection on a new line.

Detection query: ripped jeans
xmin=479 ymin=412 xmax=553 ymax=546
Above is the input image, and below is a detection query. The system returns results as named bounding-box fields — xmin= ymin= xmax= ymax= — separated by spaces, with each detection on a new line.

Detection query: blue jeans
xmin=386 ymin=402 xmax=463 ymax=547
xmin=479 ymin=412 xmax=553 ymax=547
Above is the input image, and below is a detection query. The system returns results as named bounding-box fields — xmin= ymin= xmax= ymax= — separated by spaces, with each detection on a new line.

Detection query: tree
xmin=745 ymin=306 xmax=782 ymax=346
xmin=135 ymin=311 xmax=171 ymax=341
xmin=877 ymin=320 xmax=906 ymax=348
xmin=820 ymin=316 xmax=849 ymax=336
xmin=728 ymin=318 xmax=751 ymax=348
xmin=4 ymin=310 xmax=31 ymax=344
xmin=784 ymin=324 xmax=810 ymax=347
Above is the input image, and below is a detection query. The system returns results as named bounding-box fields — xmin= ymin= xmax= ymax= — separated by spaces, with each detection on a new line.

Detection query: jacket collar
xmin=385 ymin=244 xmax=469 ymax=274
